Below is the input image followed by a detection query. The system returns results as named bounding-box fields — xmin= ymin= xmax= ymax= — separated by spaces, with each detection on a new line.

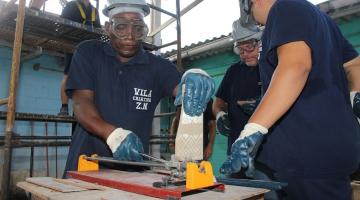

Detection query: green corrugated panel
xmin=338 ymin=16 xmax=360 ymax=53
xmin=338 ymin=16 xmax=360 ymax=37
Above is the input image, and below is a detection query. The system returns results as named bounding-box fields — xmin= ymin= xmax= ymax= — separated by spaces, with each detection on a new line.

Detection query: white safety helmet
xmin=232 ymin=18 xmax=262 ymax=43
xmin=103 ymin=0 xmax=150 ymax=18
xmin=232 ymin=18 xmax=262 ymax=55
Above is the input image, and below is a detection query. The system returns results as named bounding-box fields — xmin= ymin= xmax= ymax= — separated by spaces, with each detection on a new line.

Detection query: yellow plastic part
xmin=186 ymin=161 xmax=215 ymax=189
xmin=77 ymin=154 xmax=99 ymax=172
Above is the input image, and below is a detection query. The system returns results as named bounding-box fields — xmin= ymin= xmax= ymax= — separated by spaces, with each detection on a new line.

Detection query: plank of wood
xmin=17 ymin=182 xmax=51 ymax=200
xmin=18 ymin=180 xmax=267 ymax=200
xmin=54 ymin=179 xmax=105 ymax=191
xmin=26 ymin=177 xmax=88 ymax=193
xmin=17 ymin=181 xmax=159 ymax=200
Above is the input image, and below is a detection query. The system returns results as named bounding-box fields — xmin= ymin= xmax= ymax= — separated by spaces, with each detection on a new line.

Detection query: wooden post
xmin=1 ymin=0 xmax=26 ymax=199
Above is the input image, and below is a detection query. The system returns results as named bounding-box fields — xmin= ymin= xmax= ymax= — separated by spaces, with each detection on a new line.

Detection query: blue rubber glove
xmin=174 ymin=69 xmax=215 ymax=116
xmin=220 ymin=123 xmax=267 ymax=177
xmin=216 ymin=111 xmax=231 ymax=136
xmin=352 ymin=92 xmax=360 ymax=118
xmin=237 ymin=97 xmax=260 ymax=116
xmin=106 ymin=128 xmax=144 ymax=162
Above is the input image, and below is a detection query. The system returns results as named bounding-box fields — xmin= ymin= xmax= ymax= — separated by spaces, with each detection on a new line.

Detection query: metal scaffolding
xmin=0 ymin=0 xmax=203 ymax=199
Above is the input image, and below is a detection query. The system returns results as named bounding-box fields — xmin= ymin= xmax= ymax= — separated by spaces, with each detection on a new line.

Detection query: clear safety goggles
xmin=235 ymin=39 xmax=259 ymax=55
xmin=110 ymin=17 xmax=149 ymax=41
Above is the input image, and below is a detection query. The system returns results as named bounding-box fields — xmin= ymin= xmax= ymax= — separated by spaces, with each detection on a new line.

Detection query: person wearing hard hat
xmin=63 ymin=0 xmax=214 ymax=175
xmin=220 ymin=0 xmax=360 ymax=199
xmin=58 ymin=0 xmax=101 ymax=116
xmin=213 ymin=19 xmax=262 ymax=156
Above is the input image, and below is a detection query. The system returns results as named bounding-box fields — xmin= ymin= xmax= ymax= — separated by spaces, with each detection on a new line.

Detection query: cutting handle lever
xmin=139 ymin=153 xmax=168 ymax=163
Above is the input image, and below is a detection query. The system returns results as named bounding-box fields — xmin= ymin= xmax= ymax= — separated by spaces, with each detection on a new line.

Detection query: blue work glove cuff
xmin=174 ymin=69 xmax=215 ymax=116
xmin=107 ymin=128 xmax=144 ymax=162
xmin=216 ymin=111 xmax=231 ymax=136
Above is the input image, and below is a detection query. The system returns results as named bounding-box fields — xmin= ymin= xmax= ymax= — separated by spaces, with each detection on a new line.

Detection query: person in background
xmin=58 ymin=0 xmax=101 ymax=115
xmin=63 ymin=0 xmax=214 ymax=176
xmin=213 ymin=19 xmax=262 ymax=158
xmin=221 ymin=0 xmax=360 ymax=199
xmin=171 ymin=98 xmax=216 ymax=160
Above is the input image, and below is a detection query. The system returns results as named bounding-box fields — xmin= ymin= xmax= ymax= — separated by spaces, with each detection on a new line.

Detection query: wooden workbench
xmin=17 ymin=178 xmax=268 ymax=200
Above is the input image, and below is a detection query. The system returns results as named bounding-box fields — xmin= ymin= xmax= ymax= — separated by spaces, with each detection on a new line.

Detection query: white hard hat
xmin=103 ymin=0 xmax=150 ymax=18
xmin=232 ymin=18 xmax=262 ymax=43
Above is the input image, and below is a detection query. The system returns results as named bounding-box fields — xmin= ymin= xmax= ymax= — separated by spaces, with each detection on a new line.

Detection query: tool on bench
xmin=216 ymin=177 xmax=287 ymax=191
xmin=77 ymin=153 xmax=216 ymax=190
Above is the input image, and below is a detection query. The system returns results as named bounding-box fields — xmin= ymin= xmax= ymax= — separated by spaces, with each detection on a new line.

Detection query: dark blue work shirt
xmin=64 ymin=40 xmax=180 ymax=172
xmin=216 ymin=62 xmax=261 ymax=154
xmin=257 ymin=0 xmax=360 ymax=178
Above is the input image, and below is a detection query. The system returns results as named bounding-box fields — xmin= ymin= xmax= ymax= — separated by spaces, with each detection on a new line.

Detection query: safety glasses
xmin=110 ymin=17 xmax=149 ymax=41
xmin=236 ymin=39 xmax=259 ymax=55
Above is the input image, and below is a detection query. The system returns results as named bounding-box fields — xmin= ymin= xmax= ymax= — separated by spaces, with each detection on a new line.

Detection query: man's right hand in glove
xmin=106 ymin=128 xmax=144 ymax=162
xmin=237 ymin=97 xmax=260 ymax=116
xmin=216 ymin=111 xmax=231 ymax=136
xmin=219 ymin=123 xmax=268 ymax=177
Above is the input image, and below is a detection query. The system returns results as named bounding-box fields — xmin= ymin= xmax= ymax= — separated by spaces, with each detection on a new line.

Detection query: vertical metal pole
xmin=55 ymin=122 xmax=58 ymax=178
xmin=1 ymin=0 xmax=26 ymax=199
xmin=45 ymin=122 xmax=49 ymax=177
xmin=176 ymin=0 xmax=183 ymax=72
xmin=30 ymin=122 xmax=34 ymax=178
xmin=150 ymin=0 xmax=162 ymax=158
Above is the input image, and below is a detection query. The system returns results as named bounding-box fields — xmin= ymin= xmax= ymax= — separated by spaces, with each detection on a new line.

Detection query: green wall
xmin=337 ymin=15 xmax=360 ymax=53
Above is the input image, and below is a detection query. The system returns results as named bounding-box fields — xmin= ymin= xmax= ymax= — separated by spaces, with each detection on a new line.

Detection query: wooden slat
xmin=54 ymin=179 xmax=105 ymax=191
xmin=26 ymin=177 xmax=88 ymax=193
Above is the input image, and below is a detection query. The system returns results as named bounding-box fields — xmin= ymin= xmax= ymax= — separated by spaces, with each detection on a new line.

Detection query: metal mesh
xmin=0 ymin=1 xmax=108 ymax=53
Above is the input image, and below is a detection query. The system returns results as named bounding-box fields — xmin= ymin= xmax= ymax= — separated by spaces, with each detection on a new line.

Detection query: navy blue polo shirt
xmin=64 ymin=40 xmax=180 ymax=172
xmin=216 ymin=62 xmax=261 ymax=154
xmin=257 ymin=0 xmax=360 ymax=178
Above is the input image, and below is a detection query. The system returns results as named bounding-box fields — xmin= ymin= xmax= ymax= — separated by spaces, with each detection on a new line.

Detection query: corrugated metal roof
xmin=162 ymin=33 xmax=233 ymax=61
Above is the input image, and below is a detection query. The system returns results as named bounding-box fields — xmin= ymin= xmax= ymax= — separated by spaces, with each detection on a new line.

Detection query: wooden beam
xmin=0 ymin=98 xmax=8 ymax=106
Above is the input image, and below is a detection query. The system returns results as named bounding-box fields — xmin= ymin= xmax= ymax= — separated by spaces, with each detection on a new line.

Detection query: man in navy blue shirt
xmin=220 ymin=0 xmax=360 ymax=199
xmin=63 ymin=0 xmax=214 ymax=176
xmin=59 ymin=0 xmax=101 ymax=115
xmin=213 ymin=19 xmax=262 ymax=157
